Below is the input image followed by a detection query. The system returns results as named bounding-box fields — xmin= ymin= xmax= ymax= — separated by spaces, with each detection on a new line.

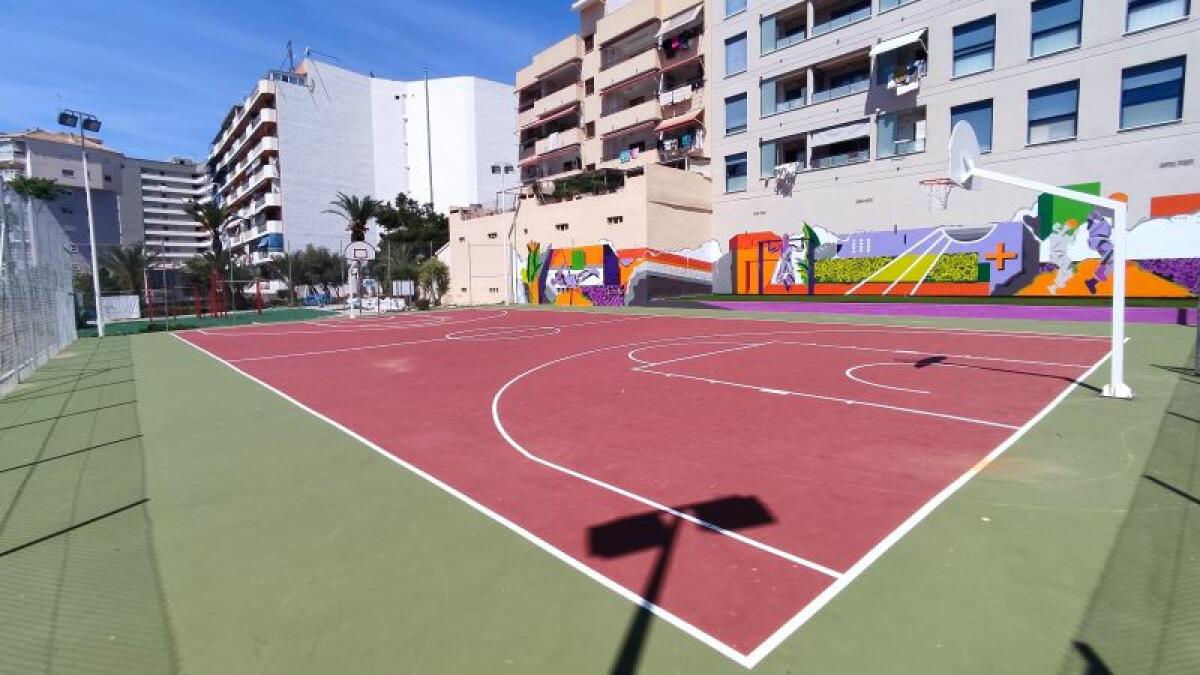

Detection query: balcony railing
xmin=596 ymin=0 xmax=658 ymax=47
xmin=812 ymin=148 xmax=870 ymax=169
xmin=533 ymin=84 xmax=583 ymax=118
xmin=535 ymin=128 xmax=584 ymax=155
xmin=598 ymin=100 xmax=662 ymax=136
xmin=812 ymin=4 xmax=872 ymax=37
xmin=811 ymin=76 xmax=869 ymax=104
xmin=597 ymin=48 xmax=660 ymax=92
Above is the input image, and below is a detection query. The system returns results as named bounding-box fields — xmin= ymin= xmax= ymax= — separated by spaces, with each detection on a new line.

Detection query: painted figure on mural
xmin=1084 ymin=210 xmax=1114 ymax=295
xmin=1042 ymin=219 xmax=1076 ymax=295
xmin=771 ymin=234 xmax=807 ymax=290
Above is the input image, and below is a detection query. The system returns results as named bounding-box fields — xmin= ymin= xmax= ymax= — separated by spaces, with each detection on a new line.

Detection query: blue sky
xmin=0 ymin=0 xmax=576 ymax=160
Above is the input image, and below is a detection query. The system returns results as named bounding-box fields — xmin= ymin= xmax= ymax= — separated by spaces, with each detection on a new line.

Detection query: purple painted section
xmin=1138 ymin=259 xmax=1200 ymax=294
xmin=702 ymin=300 xmax=1198 ymax=326
xmin=583 ymin=285 xmax=625 ymax=307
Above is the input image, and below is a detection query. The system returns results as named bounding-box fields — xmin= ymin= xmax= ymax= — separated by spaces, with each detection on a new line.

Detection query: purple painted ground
xmin=702 ymin=301 xmax=1198 ymax=326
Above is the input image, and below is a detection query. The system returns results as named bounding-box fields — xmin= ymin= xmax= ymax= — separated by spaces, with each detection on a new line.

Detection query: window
xmin=585 ymin=121 xmax=596 ymax=138
xmin=726 ymin=0 xmax=747 ymax=17
xmin=1127 ymin=0 xmax=1190 ymax=32
xmin=555 ymin=223 xmax=569 ymax=231
xmin=584 ymin=34 xmax=595 ymax=52
xmin=1121 ymin=57 xmax=1186 ymax=129
xmin=725 ymin=33 xmax=747 ymax=76
xmin=505 ymin=165 xmax=515 ymax=174
xmin=953 ymin=16 xmax=995 ymax=78
xmin=62 ymin=168 xmax=75 ymax=177
xmin=951 ymin=100 xmax=994 ymax=152
xmin=876 ymin=107 xmax=927 ymax=158
xmin=488 ymin=232 xmax=498 ymax=239
xmin=1031 ymin=0 xmax=1082 ymax=58
xmin=458 ymin=236 xmax=466 ymax=242
xmin=725 ymin=93 xmax=748 ymax=134
xmin=491 ymin=165 xmax=502 ymax=174
xmin=1028 ymin=80 xmax=1079 ymax=144
xmin=585 ymin=78 xmax=595 ymax=95
xmin=61 ymin=207 xmax=74 ymax=214
xmin=725 ymin=153 xmax=748 ymax=192
xmin=607 ymin=216 xmax=624 ymax=224
xmin=489 ymin=287 xmax=500 ymax=294
xmin=880 ymin=0 xmax=918 ymax=9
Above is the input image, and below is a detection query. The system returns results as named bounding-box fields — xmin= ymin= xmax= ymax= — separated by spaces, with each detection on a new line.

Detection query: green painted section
xmin=1037 ymin=182 xmax=1102 ymax=238
xmin=2 ymin=306 xmax=1197 ymax=673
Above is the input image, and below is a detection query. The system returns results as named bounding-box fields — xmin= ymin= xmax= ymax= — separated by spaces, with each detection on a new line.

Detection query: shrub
xmin=415 ymin=298 xmax=431 ymax=311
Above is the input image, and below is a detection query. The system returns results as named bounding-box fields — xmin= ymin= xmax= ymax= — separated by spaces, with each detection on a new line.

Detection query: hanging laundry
xmin=619 ymin=149 xmax=631 ymax=163
xmin=680 ymin=133 xmax=693 ymax=148
xmin=630 ymin=146 xmax=640 ymax=159
xmin=663 ymin=138 xmax=678 ymax=152
xmin=693 ymin=128 xmax=705 ymax=152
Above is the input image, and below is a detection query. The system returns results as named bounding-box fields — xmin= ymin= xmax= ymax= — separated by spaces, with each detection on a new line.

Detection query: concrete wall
xmin=711 ymin=0 xmax=1199 ymax=278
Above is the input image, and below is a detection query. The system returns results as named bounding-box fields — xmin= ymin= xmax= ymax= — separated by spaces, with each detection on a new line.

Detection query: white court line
xmin=741 ymin=347 xmax=1116 ymax=667
xmin=225 ymin=315 xmax=654 ymax=363
xmin=503 ymin=306 xmax=1113 ymax=342
xmin=199 ymin=310 xmax=508 ymax=337
xmin=172 ymin=333 xmax=761 ymax=668
xmin=844 ymin=363 xmax=931 ymax=395
xmin=634 ymin=368 xmax=1019 ymax=431
xmin=771 ymin=340 xmax=1095 ymax=370
xmin=630 ymin=342 xmax=773 ymax=368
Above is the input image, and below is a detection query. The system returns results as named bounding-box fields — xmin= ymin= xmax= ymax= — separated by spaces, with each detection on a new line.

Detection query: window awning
xmin=809 ymin=120 xmax=870 ymax=148
xmin=519 ymin=103 xmax=580 ymax=131
xmin=601 ymin=118 xmax=659 ymax=139
xmin=657 ymin=4 xmax=703 ymax=41
xmin=599 ymin=68 xmax=660 ymax=96
xmin=869 ymin=28 xmax=927 ymax=57
xmin=655 ymin=109 xmax=703 ymax=132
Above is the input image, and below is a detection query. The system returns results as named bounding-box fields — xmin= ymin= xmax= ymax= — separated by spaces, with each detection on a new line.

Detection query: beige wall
xmin=448 ymin=164 xmax=712 ymax=305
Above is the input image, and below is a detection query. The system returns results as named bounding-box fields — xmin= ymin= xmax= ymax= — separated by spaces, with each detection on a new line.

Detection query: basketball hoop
xmin=919 ymin=178 xmax=957 ymax=212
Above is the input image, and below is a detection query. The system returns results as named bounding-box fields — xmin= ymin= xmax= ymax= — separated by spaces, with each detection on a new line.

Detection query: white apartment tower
xmin=208 ymin=59 xmax=516 ymax=262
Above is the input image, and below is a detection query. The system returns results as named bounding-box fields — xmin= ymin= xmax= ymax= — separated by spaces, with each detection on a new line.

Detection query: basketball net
xmin=919 ymin=178 xmax=957 ymax=212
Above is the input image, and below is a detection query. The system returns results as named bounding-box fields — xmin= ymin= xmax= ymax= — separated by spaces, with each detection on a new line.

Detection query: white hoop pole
xmin=971 ymin=166 xmax=1132 ymax=399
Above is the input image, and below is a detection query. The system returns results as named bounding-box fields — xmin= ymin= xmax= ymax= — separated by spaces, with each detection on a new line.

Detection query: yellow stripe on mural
xmin=871 ymin=254 xmax=940 ymax=283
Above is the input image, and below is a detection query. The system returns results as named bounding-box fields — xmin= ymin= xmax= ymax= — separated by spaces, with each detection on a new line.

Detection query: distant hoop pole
xmin=967 ymin=165 xmax=1133 ymax=399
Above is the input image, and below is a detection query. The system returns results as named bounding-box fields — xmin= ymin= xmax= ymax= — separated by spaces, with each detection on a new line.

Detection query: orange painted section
xmin=554 ymin=289 xmax=593 ymax=306
xmin=1016 ymin=260 xmax=1191 ymax=298
xmin=1150 ymin=192 xmax=1200 ymax=218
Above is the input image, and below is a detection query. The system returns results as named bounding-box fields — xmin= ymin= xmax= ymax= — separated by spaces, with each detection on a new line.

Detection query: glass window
xmin=951 ymin=100 xmax=994 ymax=152
xmin=880 ymin=0 xmax=918 ymax=10
xmin=725 ymin=93 xmax=748 ymax=134
xmin=1121 ymin=56 xmax=1186 ymax=129
xmin=953 ymin=16 xmax=995 ymax=77
xmin=725 ymin=33 xmax=748 ymax=76
xmin=726 ymin=0 xmax=747 ymax=17
xmin=1028 ymin=80 xmax=1079 ymax=144
xmin=876 ymin=108 xmax=927 ymax=158
xmin=725 ymin=152 xmax=748 ymax=192
xmin=1031 ymin=0 xmax=1082 ymax=57
xmin=1127 ymin=0 xmax=1190 ymax=32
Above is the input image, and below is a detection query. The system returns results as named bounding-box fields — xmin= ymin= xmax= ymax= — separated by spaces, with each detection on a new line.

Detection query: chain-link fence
xmin=1 ymin=176 xmax=78 ymax=393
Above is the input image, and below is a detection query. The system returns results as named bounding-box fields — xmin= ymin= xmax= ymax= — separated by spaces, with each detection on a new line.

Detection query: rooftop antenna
xmin=284 ymin=40 xmax=295 ymax=71
xmin=304 ymin=47 xmax=342 ymax=64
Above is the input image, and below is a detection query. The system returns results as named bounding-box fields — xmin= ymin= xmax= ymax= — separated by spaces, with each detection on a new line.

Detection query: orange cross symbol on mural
xmin=985 ymin=242 xmax=1018 ymax=271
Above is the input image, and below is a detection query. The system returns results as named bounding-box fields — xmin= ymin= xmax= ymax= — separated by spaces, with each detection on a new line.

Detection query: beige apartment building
xmin=449 ymin=0 xmax=715 ymax=306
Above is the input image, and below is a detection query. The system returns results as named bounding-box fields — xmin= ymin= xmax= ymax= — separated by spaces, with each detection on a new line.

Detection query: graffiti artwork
xmin=517 ymin=242 xmax=715 ymax=306
xmin=731 ymin=189 xmax=1200 ymax=298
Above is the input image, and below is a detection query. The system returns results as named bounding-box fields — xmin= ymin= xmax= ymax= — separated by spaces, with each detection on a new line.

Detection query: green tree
xmin=324 ymin=192 xmax=378 ymax=244
xmin=183 ymin=201 xmax=236 ymax=259
xmin=7 ymin=176 xmax=64 ymax=202
xmin=266 ymin=250 xmax=305 ymax=305
xmin=375 ymin=193 xmax=448 ymax=262
xmin=183 ymin=250 xmax=252 ymax=309
xmin=294 ymin=245 xmax=343 ymax=298
xmin=416 ymin=258 xmax=450 ymax=307
xmin=101 ymin=243 xmax=159 ymax=297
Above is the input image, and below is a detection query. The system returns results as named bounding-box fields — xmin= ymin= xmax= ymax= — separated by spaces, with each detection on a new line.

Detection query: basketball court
xmin=176 ymin=307 xmax=1116 ymax=666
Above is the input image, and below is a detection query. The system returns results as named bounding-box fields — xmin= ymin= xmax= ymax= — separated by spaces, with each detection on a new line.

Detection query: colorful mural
xmin=518 ymin=242 xmax=715 ymax=306
xmin=731 ymin=189 xmax=1200 ymax=298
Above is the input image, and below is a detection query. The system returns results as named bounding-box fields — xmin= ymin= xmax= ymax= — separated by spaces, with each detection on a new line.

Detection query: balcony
xmin=596 ymin=0 xmax=660 ymax=47
xmin=517 ymin=107 xmax=538 ymax=130
xmin=533 ymin=84 xmax=584 ymax=118
xmin=599 ymin=99 xmax=662 ymax=137
xmin=534 ymin=35 xmax=584 ymax=80
xmin=597 ymin=48 xmax=660 ymax=92
xmin=661 ymin=39 xmax=703 ymax=73
xmin=812 ymin=57 xmax=871 ymax=104
xmin=600 ymin=147 xmax=661 ymax=171
xmin=535 ymin=128 xmax=584 ymax=155
xmin=812 ymin=0 xmax=872 ymax=37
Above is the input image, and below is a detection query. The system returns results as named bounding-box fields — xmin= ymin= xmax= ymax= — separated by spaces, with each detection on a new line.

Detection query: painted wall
xmin=727 ymin=188 xmax=1200 ymax=299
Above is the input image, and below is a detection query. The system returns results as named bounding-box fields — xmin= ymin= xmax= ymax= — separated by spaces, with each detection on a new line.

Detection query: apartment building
xmin=712 ymin=0 xmax=1198 ymax=290
xmin=119 ymin=157 xmax=210 ymax=268
xmin=207 ymin=59 xmax=515 ymax=264
xmin=450 ymin=0 xmax=715 ymax=306
xmin=0 ymin=130 xmax=124 ymax=271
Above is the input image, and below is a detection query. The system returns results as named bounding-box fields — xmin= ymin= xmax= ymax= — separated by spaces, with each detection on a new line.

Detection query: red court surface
xmin=178 ymin=308 xmax=1114 ymax=666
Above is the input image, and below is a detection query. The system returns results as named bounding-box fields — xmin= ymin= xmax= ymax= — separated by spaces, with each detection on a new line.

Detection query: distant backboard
xmin=344 ymin=241 xmax=377 ymax=262
xmin=948 ymin=121 xmax=981 ymax=190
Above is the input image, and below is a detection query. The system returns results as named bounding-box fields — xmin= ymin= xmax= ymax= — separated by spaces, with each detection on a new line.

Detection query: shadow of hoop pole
xmin=587 ymin=495 xmax=775 ymax=675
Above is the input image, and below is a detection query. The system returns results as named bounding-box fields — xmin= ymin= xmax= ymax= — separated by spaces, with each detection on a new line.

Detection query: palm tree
xmin=324 ymin=192 xmax=377 ymax=243
xmin=7 ymin=175 xmax=63 ymax=202
xmin=101 ymin=244 xmax=159 ymax=296
xmin=183 ymin=201 xmax=237 ymax=259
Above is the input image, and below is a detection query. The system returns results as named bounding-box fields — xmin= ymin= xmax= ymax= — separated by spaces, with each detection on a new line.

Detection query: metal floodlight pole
xmin=970 ymin=166 xmax=1133 ymax=399
xmin=60 ymin=110 xmax=105 ymax=337
xmin=424 ymin=67 xmax=435 ymax=209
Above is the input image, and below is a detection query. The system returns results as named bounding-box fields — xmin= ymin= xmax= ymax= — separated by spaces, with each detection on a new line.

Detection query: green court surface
xmin=77 ymin=307 xmax=334 ymax=337
xmin=1 ymin=306 xmax=1197 ymax=673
